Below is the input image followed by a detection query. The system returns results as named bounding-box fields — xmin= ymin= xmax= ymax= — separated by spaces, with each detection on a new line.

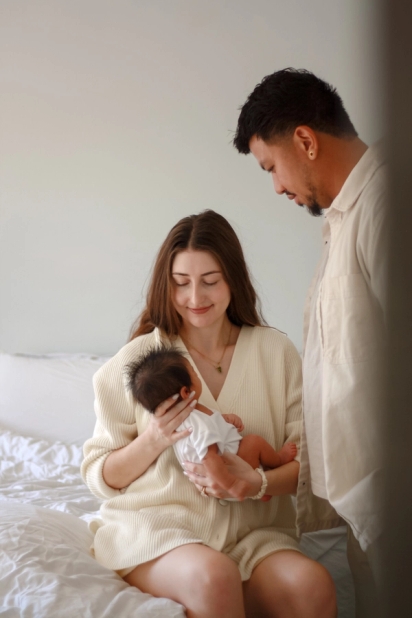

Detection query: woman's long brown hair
xmin=129 ymin=210 xmax=266 ymax=340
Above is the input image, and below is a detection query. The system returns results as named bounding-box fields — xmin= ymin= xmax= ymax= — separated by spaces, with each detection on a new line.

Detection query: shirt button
xmin=219 ymin=499 xmax=228 ymax=506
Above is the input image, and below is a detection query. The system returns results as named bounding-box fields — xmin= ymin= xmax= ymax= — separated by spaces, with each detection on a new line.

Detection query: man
xmin=233 ymin=68 xmax=387 ymax=616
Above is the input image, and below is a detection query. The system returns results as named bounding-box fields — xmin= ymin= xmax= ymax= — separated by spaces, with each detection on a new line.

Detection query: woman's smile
xmin=188 ymin=306 xmax=212 ymax=314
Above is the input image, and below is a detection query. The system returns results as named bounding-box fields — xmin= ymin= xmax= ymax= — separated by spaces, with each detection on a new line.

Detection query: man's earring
xmin=309 ymin=151 xmax=314 ymax=158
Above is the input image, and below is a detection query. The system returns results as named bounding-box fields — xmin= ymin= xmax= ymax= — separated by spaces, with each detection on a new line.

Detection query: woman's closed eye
xmin=172 ymin=278 xmax=220 ymax=287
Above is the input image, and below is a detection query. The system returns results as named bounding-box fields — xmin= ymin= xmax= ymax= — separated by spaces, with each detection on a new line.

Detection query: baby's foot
xmin=279 ymin=443 xmax=298 ymax=465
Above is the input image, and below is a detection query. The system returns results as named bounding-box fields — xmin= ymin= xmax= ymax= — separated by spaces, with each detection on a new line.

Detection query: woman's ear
xmin=180 ymin=385 xmax=191 ymax=399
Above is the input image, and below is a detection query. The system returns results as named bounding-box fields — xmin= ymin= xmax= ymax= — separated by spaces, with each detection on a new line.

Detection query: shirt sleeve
xmin=358 ymin=169 xmax=389 ymax=319
xmin=282 ymin=337 xmax=303 ymax=462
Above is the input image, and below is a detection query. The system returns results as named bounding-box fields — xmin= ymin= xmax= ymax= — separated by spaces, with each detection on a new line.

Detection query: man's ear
xmin=180 ymin=385 xmax=191 ymax=399
xmin=293 ymin=126 xmax=318 ymax=160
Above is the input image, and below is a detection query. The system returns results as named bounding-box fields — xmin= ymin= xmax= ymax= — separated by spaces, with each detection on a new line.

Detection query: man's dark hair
xmin=233 ymin=68 xmax=357 ymax=154
xmin=125 ymin=345 xmax=191 ymax=413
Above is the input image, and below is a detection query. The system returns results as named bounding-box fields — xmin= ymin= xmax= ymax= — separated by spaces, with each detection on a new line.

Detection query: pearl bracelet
xmin=250 ymin=467 xmax=268 ymax=500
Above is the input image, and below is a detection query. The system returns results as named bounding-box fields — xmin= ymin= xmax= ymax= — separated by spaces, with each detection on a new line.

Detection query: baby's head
xmin=125 ymin=345 xmax=202 ymax=413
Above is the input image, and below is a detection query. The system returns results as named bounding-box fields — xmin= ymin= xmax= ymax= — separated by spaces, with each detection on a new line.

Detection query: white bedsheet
xmin=0 ymin=429 xmax=185 ymax=617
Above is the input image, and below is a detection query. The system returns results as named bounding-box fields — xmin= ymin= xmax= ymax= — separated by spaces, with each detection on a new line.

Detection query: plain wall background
xmin=0 ymin=0 xmax=383 ymax=356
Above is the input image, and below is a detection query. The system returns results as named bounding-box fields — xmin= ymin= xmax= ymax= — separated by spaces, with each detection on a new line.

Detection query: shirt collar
xmin=326 ymin=140 xmax=386 ymax=216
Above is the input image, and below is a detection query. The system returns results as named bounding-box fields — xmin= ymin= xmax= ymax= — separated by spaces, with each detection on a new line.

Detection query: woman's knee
xmin=296 ymin=560 xmax=337 ymax=617
xmin=126 ymin=545 xmax=244 ymax=617
xmin=192 ymin=551 xmax=242 ymax=601
xmin=247 ymin=552 xmax=337 ymax=618
xmin=280 ymin=557 xmax=336 ymax=618
xmin=180 ymin=550 xmax=244 ymax=618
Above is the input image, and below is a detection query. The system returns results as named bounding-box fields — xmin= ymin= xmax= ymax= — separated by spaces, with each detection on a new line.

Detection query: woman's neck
xmin=179 ymin=317 xmax=233 ymax=356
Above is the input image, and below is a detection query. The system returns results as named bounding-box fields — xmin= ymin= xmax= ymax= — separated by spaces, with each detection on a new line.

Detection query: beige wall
xmin=0 ymin=0 xmax=383 ymax=355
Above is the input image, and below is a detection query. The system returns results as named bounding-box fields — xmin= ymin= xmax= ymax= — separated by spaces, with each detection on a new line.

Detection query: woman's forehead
xmin=172 ymin=249 xmax=221 ymax=274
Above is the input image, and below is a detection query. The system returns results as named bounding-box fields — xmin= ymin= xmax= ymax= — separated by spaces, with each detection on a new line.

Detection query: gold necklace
xmin=183 ymin=324 xmax=232 ymax=373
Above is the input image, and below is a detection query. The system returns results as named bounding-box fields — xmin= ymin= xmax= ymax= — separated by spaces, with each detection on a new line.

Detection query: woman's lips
xmin=188 ymin=306 xmax=212 ymax=314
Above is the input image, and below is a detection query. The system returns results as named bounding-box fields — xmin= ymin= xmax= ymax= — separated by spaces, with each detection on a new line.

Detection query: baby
xmin=125 ymin=345 xmax=297 ymax=500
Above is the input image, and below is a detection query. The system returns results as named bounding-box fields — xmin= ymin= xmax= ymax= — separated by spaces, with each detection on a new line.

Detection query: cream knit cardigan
xmin=81 ymin=326 xmax=302 ymax=576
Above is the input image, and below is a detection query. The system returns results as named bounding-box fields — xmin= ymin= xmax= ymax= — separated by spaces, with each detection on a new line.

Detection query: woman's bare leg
xmin=243 ymin=550 xmax=337 ymax=618
xmin=124 ymin=543 xmax=245 ymax=618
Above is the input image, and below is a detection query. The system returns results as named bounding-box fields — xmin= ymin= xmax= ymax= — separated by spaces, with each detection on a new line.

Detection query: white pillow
xmin=0 ymin=502 xmax=185 ymax=617
xmin=0 ymin=352 xmax=110 ymax=445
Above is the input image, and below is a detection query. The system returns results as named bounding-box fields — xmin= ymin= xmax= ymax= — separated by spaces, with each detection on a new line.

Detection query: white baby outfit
xmin=173 ymin=409 xmax=242 ymax=466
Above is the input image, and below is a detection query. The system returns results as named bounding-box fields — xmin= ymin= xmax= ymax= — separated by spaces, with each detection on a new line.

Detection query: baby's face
xmin=185 ymin=361 xmax=202 ymax=400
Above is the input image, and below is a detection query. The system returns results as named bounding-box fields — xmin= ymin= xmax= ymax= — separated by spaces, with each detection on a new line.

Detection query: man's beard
xmin=305 ymin=196 xmax=323 ymax=217
xmin=300 ymin=178 xmax=324 ymax=217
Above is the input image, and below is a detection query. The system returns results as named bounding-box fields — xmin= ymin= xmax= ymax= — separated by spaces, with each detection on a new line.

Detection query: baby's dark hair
xmin=125 ymin=345 xmax=192 ymax=413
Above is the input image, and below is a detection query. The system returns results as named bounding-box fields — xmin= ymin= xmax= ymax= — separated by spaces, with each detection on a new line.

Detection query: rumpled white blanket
xmin=0 ymin=429 xmax=185 ymax=617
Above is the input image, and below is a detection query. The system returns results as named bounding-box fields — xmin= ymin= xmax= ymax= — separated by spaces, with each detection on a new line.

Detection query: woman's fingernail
xmin=189 ymin=391 xmax=196 ymax=398
xmin=190 ymin=399 xmax=197 ymax=408
xmin=188 ymin=427 xmax=193 ymax=432
xmin=171 ymin=393 xmax=179 ymax=400
xmin=183 ymin=471 xmax=188 ymax=476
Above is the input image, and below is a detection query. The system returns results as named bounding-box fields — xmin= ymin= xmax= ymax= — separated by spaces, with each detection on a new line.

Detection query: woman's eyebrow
xmin=172 ymin=270 xmax=221 ymax=276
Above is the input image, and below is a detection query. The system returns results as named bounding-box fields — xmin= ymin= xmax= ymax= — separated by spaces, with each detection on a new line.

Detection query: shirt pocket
xmin=319 ymin=273 xmax=385 ymax=364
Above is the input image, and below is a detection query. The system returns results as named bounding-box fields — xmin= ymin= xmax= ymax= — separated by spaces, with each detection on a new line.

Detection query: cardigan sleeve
xmin=282 ymin=337 xmax=303 ymax=462
xmin=81 ymin=336 xmax=151 ymax=500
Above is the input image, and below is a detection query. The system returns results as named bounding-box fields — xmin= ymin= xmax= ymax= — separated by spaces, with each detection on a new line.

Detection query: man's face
xmin=249 ymin=134 xmax=323 ymax=216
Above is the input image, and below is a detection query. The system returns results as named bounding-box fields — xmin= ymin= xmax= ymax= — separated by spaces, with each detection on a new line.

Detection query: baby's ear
xmin=180 ymin=385 xmax=190 ymax=399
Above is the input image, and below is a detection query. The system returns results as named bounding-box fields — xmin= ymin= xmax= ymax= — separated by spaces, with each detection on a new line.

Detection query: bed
xmin=0 ymin=351 xmax=355 ymax=616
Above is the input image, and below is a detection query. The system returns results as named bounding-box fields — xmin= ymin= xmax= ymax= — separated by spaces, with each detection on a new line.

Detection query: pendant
xmin=216 ymin=365 xmax=222 ymax=373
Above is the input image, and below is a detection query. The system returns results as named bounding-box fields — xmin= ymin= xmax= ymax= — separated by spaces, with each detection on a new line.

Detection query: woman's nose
xmin=190 ymin=283 xmax=204 ymax=306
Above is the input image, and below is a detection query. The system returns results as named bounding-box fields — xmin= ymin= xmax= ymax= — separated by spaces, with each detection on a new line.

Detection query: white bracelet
xmin=250 ymin=467 xmax=268 ymax=500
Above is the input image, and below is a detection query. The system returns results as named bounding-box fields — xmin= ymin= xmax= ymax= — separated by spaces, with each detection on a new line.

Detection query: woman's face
xmin=171 ymin=250 xmax=231 ymax=330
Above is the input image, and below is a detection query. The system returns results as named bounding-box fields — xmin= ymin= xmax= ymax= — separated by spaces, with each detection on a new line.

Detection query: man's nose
xmin=272 ymin=174 xmax=285 ymax=195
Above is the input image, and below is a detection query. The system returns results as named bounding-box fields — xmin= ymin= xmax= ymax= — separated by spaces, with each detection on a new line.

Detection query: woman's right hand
xmin=103 ymin=392 xmax=196 ymax=490
xmin=146 ymin=392 xmax=197 ymax=449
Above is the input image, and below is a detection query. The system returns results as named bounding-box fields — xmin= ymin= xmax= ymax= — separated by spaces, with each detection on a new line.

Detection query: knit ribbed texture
xmin=81 ymin=326 xmax=303 ymax=579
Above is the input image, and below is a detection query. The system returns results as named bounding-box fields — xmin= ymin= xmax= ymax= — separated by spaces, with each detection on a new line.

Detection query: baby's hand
xmin=222 ymin=413 xmax=244 ymax=432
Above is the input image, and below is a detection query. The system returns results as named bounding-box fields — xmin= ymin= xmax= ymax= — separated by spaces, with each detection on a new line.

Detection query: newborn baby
xmin=126 ymin=345 xmax=297 ymax=500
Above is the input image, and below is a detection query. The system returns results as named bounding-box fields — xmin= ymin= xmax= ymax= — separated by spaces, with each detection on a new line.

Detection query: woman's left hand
xmin=183 ymin=453 xmax=262 ymax=500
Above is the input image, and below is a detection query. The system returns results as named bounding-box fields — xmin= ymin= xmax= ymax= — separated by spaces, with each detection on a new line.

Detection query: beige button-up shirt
xmin=296 ymin=142 xmax=388 ymax=551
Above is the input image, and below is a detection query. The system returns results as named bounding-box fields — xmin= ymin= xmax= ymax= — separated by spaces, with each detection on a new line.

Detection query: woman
xmin=82 ymin=210 xmax=336 ymax=618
